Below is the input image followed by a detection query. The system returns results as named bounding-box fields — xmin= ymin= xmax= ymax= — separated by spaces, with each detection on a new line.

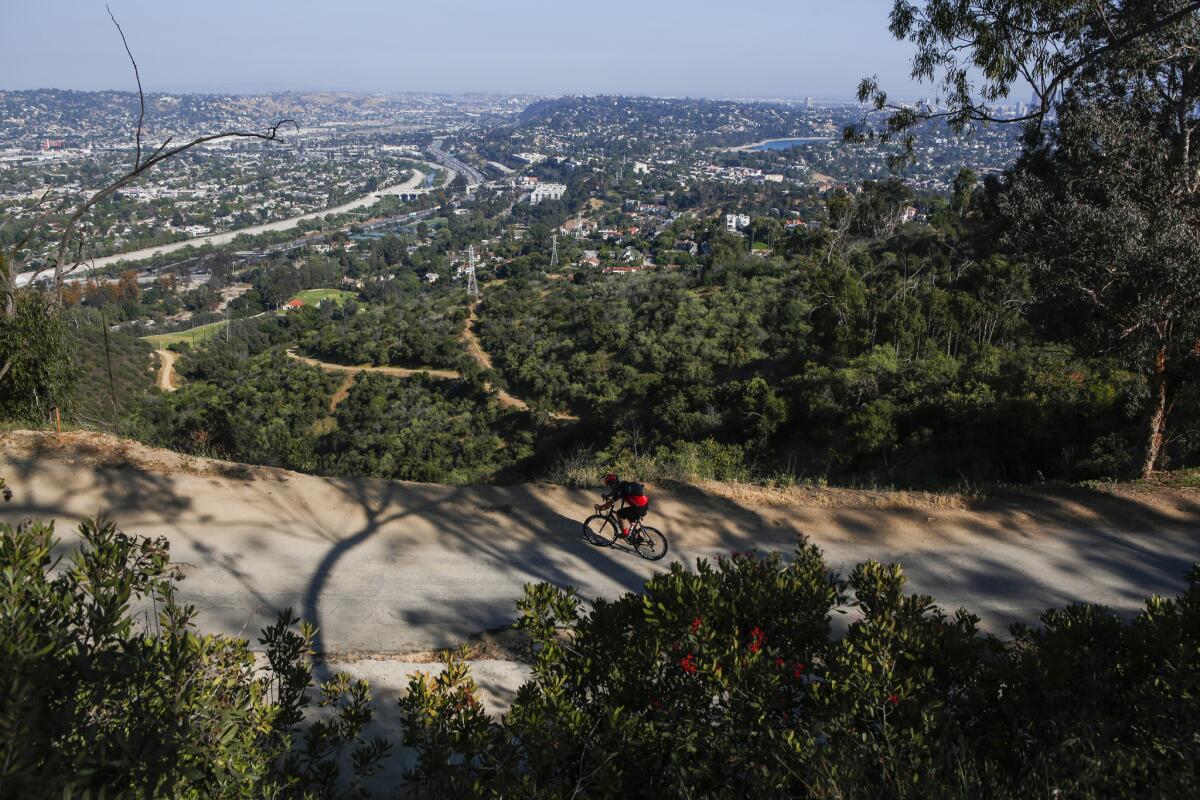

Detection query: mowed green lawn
xmin=290 ymin=288 xmax=355 ymax=306
xmin=142 ymin=319 xmax=229 ymax=348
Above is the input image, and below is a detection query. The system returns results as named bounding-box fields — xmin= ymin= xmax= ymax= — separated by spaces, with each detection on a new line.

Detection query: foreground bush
xmin=3 ymin=514 xmax=1196 ymax=798
xmin=400 ymin=543 xmax=1200 ymax=799
xmin=0 ymin=516 xmax=389 ymax=798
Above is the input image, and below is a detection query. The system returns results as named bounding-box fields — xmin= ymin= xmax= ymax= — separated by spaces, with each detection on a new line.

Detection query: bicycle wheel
xmin=583 ymin=514 xmax=619 ymax=547
xmin=633 ymin=526 xmax=668 ymax=561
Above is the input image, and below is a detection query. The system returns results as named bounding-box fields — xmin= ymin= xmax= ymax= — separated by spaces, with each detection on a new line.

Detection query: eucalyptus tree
xmin=859 ymin=1 xmax=1200 ymax=475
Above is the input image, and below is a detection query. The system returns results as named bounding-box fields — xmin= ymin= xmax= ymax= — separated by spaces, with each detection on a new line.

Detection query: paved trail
xmin=4 ymin=431 xmax=1197 ymax=745
xmin=5 ymin=431 xmax=1197 ymax=651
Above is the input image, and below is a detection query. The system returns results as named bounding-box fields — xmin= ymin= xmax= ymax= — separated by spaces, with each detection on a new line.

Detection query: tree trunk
xmin=1140 ymin=347 xmax=1170 ymax=479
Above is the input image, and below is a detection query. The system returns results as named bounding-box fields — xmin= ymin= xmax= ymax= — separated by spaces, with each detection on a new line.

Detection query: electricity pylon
xmin=465 ymin=245 xmax=479 ymax=296
xmin=549 ymin=234 xmax=559 ymax=268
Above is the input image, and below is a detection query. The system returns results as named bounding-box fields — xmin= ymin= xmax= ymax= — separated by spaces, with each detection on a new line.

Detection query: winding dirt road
xmin=463 ymin=298 xmax=579 ymax=421
xmin=287 ymin=350 xmax=460 ymax=380
xmin=154 ymin=349 xmax=179 ymax=392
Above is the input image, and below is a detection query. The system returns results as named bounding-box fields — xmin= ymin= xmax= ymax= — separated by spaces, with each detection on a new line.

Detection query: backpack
xmin=622 ymin=482 xmax=649 ymax=507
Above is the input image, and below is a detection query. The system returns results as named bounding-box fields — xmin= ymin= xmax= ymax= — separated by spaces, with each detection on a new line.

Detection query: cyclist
xmin=596 ymin=472 xmax=650 ymax=539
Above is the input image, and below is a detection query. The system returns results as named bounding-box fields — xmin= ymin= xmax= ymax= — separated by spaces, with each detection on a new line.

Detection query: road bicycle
xmin=583 ymin=505 xmax=669 ymax=561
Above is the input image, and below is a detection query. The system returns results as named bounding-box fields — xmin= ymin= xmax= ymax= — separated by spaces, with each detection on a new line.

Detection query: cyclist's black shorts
xmin=618 ymin=505 xmax=648 ymax=522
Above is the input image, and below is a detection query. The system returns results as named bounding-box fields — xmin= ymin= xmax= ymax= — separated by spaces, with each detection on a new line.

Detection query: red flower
xmin=887 ymin=693 xmax=899 ymax=705
xmin=650 ymin=698 xmax=663 ymax=710
xmin=792 ymin=662 xmax=806 ymax=679
xmin=690 ymin=616 xmax=703 ymax=634
xmin=680 ymin=653 xmax=698 ymax=674
xmin=748 ymin=626 xmax=766 ymax=654
xmin=774 ymin=657 xmax=785 ymax=668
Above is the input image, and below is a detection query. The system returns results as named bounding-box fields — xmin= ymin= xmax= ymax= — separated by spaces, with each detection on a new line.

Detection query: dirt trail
xmin=287 ymin=350 xmax=461 ymax=380
xmin=287 ymin=301 xmax=580 ymax=422
xmin=154 ymin=349 xmax=179 ymax=392
xmin=463 ymin=299 xmax=579 ymax=421
xmin=329 ymin=372 xmax=356 ymax=410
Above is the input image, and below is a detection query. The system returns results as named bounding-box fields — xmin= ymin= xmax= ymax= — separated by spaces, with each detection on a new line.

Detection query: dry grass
xmin=320 ymin=626 xmax=531 ymax=664
xmin=687 ymin=479 xmax=973 ymax=511
xmin=0 ymin=430 xmax=268 ymax=482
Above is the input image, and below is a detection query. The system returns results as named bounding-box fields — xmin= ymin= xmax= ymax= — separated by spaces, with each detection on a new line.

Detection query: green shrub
xmin=399 ymin=541 xmax=1200 ymax=799
xmin=5 ymin=511 xmax=1198 ymax=798
xmin=0 ymin=516 xmax=389 ymax=798
xmin=550 ymin=438 xmax=750 ymax=487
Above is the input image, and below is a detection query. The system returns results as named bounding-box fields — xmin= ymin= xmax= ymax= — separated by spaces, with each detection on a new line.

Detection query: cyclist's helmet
xmin=603 ymin=472 xmax=619 ymax=486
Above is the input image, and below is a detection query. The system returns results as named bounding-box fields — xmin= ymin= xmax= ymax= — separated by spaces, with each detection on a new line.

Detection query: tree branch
xmin=856 ymin=0 xmax=1200 ymax=139
xmin=47 ymin=119 xmax=298 ymax=294
xmin=107 ymin=4 xmax=144 ymax=169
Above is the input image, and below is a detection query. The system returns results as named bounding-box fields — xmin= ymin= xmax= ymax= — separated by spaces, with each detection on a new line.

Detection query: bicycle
xmin=583 ymin=504 xmax=669 ymax=561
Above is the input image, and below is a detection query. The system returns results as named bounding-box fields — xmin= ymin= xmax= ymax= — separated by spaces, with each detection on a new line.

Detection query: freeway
xmin=430 ymin=137 xmax=486 ymax=185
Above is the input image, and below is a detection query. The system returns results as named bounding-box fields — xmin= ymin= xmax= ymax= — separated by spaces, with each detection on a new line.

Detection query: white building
xmin=530 ymin=183 xmax=567 ymax=205
xmin=726 ymin=213 xmax=751 ymax=233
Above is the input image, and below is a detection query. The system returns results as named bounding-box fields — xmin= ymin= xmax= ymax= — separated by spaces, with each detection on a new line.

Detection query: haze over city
xmin=1 ymin=0 xmax=925 ymax=99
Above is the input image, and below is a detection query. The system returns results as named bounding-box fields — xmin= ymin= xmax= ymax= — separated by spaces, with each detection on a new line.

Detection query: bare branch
xmin=50 ymin=119 xmax=297 ymax=294
xmin=107 ymin=4 xmax=145 ymax=169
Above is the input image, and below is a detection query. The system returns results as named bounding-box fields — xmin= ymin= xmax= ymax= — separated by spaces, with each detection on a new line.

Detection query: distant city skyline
xmin=1 ymin=1 xmax=932 ymax=101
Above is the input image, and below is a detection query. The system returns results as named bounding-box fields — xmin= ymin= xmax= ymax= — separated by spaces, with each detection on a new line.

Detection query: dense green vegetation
xmin=0 ymin=515 xmax=391 ymax=797
xmin=0 ymin=293 xmax=72 ymax=424
xmin=321 ymin=372 xmax=528 ymax=483
xmin=21 ymin=178 xmax=1190 ymax=489
xmin=478 ymin=217 xmax=1164 ymax=486
xmin=403 ymin=543 xmax=1200 ymax=799
xmin=295 ymin=294 xmax=467 ymax=369
xmin=125 ymin=323 xmax=526 ymax=483
xmin=136 ymin=347 xmax=340 ymax=472
xmin=70 ymin=311 xmax=157 ymax=426
xmin=6 ymin=510 xmax=1197 ymax=798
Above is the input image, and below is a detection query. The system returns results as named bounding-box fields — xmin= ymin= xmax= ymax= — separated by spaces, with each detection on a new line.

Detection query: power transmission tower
xmin=465 ymin=245 xmax=479 ymax=296
xmin=549 ymin=234 xmax=559 ymax=268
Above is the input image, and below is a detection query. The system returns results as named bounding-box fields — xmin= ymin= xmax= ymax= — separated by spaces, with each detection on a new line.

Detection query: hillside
xmin=5 ymin=429 xmax=1197 ymax=653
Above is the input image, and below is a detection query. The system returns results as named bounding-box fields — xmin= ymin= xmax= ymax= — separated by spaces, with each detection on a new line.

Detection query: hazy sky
xmin=1 ymin=1 xmax=928 ymax=99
